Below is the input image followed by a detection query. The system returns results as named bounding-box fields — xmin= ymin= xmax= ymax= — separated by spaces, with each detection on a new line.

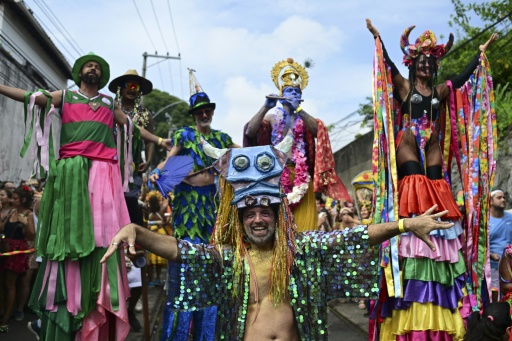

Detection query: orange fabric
xmin=398 ymin=174 xmax=462 ymax=220
xmin=313 ymin=119 xmax=351 ymax=202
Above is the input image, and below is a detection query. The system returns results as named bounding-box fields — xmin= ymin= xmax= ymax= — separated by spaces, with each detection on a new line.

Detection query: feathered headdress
xmin=203 ymin=136 xmax=297 ymax=305
xmin=400 ymin=26 xmax=454 ymax=66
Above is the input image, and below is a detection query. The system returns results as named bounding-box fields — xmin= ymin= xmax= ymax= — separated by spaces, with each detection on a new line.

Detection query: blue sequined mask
xmin=213 ymin=145 xmax=288 ymax=208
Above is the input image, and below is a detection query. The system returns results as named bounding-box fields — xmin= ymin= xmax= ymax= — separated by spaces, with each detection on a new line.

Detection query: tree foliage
xmin=495 ymin=82 xmax=512 ymax=153
xmin=357 ymin=96 xmax=374 ymax=130
xmin=442 ymin=0 xmax=512 ymax=148
xmin=143 ymin=89 xmax=193 ymax=165
xmin=438 ymin=0 xmax=512 ymax=86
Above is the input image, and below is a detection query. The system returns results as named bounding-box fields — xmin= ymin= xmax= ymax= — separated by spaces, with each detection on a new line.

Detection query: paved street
xmin=4 ymin=288 xmax=368 ymax=340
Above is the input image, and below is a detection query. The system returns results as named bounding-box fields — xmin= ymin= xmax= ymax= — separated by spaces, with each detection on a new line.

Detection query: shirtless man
xmin=105 ymin=141 xmax=452 ymax=340
xmin=150 ymin=84 xmax=238 ymax=340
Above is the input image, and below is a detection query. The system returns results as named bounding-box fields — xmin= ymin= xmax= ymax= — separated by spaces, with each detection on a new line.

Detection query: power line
xmin=442 ymin=11 xmax=512 ymax=59
xmin=156 ymin=62 xmax=166 ymax=92
xmin=32 ymin=0 xmax=83 ymax=57
xmin=0 ymin=16 xmax=66 ymax=89
xmin=132 ymin=0 xmax=158 ymax=52
xmin=29 ymin=12 xmax=76 ymax=62
xmin=150 ymin=0 xmax=170 ymax=52
xmin=167 ymin=60 xmax=175 ymax=94
xmin=166 ymin=0 xmax=181 ymax=53
xmin=179 ymin=58 xmax=184 ymax=99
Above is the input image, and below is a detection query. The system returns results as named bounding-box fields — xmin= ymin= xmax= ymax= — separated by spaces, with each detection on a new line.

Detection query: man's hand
xmin=491 ymin=253 xmax=500 ymax=262
xmin=138 ymin=162 xmax=149 ymax=172
xmin=161 ymin=139 xmax=173 ymax=151
xmin=149 ymin=168 xmax=161 ymax=183
xmin=366 ymin=18 xmax=379 ymax=38
xmin=265 ymin=94 xmax=278 ymax=109
xmin=404 ymin=205 xmax=454 ymax=251
xmin=100 ymin=223 xmax=139 ymax=263
xmin=480 ymin=33 xmax=498 ymax=52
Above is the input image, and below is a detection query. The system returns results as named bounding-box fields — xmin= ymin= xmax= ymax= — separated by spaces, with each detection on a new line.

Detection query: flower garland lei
xmin=271 ymin=109 xmax=310 ymax=207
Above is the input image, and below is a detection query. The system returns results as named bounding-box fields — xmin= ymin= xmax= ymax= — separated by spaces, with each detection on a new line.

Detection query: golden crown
xmin=270 ymin=58 xmax=309 ymax=95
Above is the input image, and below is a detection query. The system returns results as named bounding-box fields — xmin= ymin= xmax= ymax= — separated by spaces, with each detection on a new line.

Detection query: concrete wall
xmin=0 ymin=1 xmax=69 ymax=182
xmin=333 ymin=131 xmax=373 ymax=198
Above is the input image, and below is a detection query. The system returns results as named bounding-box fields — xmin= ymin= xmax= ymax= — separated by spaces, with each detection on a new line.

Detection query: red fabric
xmin=398 ymin=174 xmax=462 ymax=220
xmin=396 ymin=331 xmax=452 ymax=341
xmin=243 ymin=119 xmax=316 ymax=177
xmin=313 ymin=119 xmax=351 ymax=201
xmin=61 ymin=100 xmax=114 ymax=126
xmin=59 ymin=140 xmax=117 ymax=163
xmin=0 ymin=239 xmax=29 ymax=273
xmin=243 ymin=119 xmax=349 ymax=201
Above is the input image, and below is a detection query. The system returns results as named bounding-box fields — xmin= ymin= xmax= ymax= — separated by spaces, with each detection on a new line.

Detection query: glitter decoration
xmin=168 ymin=226 xmax=378 ymax=340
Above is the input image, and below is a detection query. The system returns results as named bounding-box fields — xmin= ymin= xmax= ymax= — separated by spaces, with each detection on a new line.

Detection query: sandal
xmin=0 ymin=325 xmax=8 ymax=333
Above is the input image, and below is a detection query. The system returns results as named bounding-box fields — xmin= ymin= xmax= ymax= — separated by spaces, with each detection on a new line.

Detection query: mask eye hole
xmin=233 ymin=155 xmax=250 ymax=171
xmin=260 ymin=196 xmax=270 ymax=206
xmin=255 ymin=153 xmax=275 ymax=173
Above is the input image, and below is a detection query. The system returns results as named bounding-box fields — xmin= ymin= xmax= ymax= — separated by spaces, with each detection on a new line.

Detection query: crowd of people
xmin=0 ymin=16 xmax=508 ymax=341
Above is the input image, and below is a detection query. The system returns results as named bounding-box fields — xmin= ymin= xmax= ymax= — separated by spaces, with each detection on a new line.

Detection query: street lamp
xmin=152 ymin=100 xmax=186 ymax=119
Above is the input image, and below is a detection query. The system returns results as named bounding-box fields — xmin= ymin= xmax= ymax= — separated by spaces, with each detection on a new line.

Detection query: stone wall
xmin=333 ymin=130 xmax=512 ymax=208
xmin=333 ymin=131 xmax=373 ymax=198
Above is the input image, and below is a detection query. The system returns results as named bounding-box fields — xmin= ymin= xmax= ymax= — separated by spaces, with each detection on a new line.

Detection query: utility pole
xmin=141 ymin=52 xmax=181 ymax=79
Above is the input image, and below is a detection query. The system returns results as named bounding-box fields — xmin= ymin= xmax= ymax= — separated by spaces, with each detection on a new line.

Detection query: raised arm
xmin=367 ymin=205 xmax=453 ymax=251
xmin=366 ymin=19 xmax=409 ymax=100
xmin=114 ymin=103 xmax=171 ymax=150
xmin=296 ymin=107 xmax=318 ymax=137
xmin=140 ymin=113 xmax=156 ymax=172
xmin=0 ymin=85 xmax=62 ymax=108
xmin=437 ymin=33 xmax=499 ymax=99
xmin=245 ymin=95 xmax=278 ymax=138
xmin=100 ymin=223 xmax=179 ymax=263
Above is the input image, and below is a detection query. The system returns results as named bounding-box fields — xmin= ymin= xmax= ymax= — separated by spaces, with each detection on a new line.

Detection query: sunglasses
xmin=194 ymin=108 xmax=213 ymax=115
xmin=123 ymin=82 xmax=140 ymax=92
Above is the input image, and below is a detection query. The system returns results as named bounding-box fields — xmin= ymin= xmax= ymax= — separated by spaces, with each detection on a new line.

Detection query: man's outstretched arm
xmin=367 ymin=205 xmax=454 ymax=251
xmin=100 ymin=223 xmax=179 ymax=263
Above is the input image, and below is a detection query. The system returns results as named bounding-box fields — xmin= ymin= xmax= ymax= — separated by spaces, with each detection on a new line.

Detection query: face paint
xmin=279 ymin=86 xmax=302 ymax=106
xmin=416 ymin=55 xmax=436 ymax=78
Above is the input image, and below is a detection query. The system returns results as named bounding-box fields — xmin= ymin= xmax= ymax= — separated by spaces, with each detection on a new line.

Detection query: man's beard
xmin=80 ymin=73 xmax=100 ymax=85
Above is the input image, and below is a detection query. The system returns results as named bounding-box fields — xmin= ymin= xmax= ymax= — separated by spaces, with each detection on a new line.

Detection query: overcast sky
xmin=22 ymin=0 xmax=482 ymax=151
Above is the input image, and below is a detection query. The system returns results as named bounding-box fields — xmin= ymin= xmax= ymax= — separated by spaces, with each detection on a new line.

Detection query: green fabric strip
xmin=37 ymin=156 xmax=95 ymax=260
xmin=28 ymin=248 xmax=125 ymax=339
xmin=20 ymin=90 xmax=52 ymax=158
xmin=61 ymin=121 xmax=116 ymax=148
xmin=106 ymin=250 xmax=120 ymax=311
xmin=402 ymin=252 xmax=467 ymax=285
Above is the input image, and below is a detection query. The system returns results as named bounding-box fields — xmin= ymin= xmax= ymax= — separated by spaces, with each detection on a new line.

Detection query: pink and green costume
xmin=26 ymin=90 xmax=131 ymax=340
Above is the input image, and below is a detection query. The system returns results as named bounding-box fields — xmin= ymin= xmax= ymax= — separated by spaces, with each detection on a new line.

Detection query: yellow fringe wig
xmin=211 ymin=176 xmax=297 ymax=306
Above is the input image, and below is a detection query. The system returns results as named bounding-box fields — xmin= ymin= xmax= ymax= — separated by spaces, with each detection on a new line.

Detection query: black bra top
xmin=400 ymin=87 xmax=440 ymax=120
xmin=4 ymin=219 xmax=25 ymax=240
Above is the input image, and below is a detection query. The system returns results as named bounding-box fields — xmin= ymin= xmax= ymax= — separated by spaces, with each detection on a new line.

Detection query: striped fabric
xmin=59 ymin=90 xmax=118 ymax=163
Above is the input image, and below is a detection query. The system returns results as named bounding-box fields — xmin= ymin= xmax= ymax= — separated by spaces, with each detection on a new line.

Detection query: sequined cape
xmin=169 ymin=226 xmax=378 ymax=340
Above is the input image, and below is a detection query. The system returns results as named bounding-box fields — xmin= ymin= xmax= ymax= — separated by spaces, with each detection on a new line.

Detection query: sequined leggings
xmin=160 ymin=237 xmax=217 ymax=341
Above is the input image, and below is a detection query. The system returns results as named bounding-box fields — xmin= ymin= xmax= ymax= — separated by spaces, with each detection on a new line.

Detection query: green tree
xmin=438 ymin=0 xmax=512 ymax=86
xmin=357 ymin=96 xmax=374 ymax=130
xmin=143 ymin=89 xmax=193 ymax=165
xmin=495 ymin=82 xmax=512 ymax=153
xmin=443 ymin=0 xmax=512 ymax=149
